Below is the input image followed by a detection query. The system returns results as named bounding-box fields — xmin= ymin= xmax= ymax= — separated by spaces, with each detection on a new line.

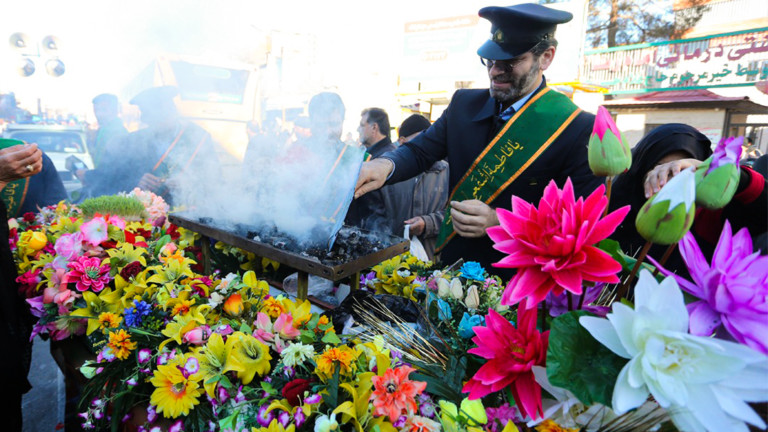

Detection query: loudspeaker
xmin=9 ymin=32 xmax=32 ymax=52
xmin=17 ymin=58 xmax=35 ymax=77
xmin=41 ymin=35 xmax=62 ymax=54
xmin=45 ymin=59 xmax=65 ymax=77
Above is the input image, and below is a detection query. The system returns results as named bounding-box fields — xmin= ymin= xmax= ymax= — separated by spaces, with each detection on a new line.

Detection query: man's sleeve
xmin=384 ymin=95 xmax=455 ymax=184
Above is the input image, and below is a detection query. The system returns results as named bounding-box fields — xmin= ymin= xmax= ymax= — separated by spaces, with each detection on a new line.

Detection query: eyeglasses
xmin=480 ymin=57 xmax=524 ymax=70
xmin=480 ymin=41 xmax=547 ymax=70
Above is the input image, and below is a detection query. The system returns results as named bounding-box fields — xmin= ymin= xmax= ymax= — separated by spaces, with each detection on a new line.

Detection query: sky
xmin=1 ymin=0 xmax=597 ymax=145
xmin=1 ymin=1 xmax=501 ymax=113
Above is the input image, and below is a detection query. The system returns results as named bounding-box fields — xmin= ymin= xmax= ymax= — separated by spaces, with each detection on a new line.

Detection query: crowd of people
xmin=1 ymin=2 xmax=767 ymax=430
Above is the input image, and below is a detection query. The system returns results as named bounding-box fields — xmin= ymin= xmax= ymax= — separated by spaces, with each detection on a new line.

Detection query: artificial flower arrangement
xmin=7 ymin=114 xmax=766 ymax=432
xmin=349 ymin=123 xmax=768 ymax=432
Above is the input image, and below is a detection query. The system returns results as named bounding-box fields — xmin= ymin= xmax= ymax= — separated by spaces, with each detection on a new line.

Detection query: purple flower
xmin=708 ymin=136 xmax=743 ymax=174
xmin=393 ymin=415 xmax=408 ymax=428
xmin=257 ymin=404 xmax=275 ymax=427
xmin=277 ymin=410 xmax=290 ymax=427
xmin=137 ymin=349 xmax=152 ymax=363
xmin=217 ymin=386 xmax=230 ymax=403
xmin=304 ymin=393 xmax=322 ymax=404
xmin=169 ymin=419 xmax=184 ymax=432
xmin=417 ymin=393 xmax=436 ymax=418
xmin=234 ymin=386 xmax=246 ymax=403
xmin=545 ymin=283 xmax=609 ymax=317
xmin=294 ymin=408 xmax=306 ymax=428
xmin=486 ymin=403 xmax=523 ymax=432
xmin=653 ymin=221 xmax=768 ymax=354
xmin=146 ymin=405 xmax=157 ymax=423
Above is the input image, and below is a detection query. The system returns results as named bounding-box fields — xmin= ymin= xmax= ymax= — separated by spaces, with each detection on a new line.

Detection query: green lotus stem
xmin=603 ymin=177 xmax=613 ymax=218
xmin=652 ymin=243 xmax=678 ymax=277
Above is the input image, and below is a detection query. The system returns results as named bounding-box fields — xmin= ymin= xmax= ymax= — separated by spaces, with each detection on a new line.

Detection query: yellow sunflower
xmin=98 ymin=312 xmax=121 ymax=331
xmin=226 ymin=332 xmax=272 ymax=384
xmin=149 ymin=356 xmax=204 ymax=418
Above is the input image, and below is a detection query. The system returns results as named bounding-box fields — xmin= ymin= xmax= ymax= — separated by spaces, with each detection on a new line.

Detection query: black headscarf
xmin=610 ymin=124 xmax=712 ymax=257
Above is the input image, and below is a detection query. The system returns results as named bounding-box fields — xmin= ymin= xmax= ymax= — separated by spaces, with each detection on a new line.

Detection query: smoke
xmin=169 ymin=125 xmax=365 ymax=249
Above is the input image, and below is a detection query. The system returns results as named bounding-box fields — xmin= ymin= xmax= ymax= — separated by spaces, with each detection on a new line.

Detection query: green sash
xmin=1 ymin=178 xmax=30 ymax=218
xmin=435 ymin=87 xmax=582 ymax=252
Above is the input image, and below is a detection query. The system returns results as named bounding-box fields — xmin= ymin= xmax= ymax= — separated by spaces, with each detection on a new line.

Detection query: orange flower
xmin=107 ymin=329 xmax=137 ymax=360
xmin=535 ymin=420 xmax=579 ymax=432
xmin=371 ymin=365 xmax=427 ymax=421
xmin=314 ymin=346 xmax=358 ymax=381
xmin=261 ymin=297 xmax=286 ymax=319
xmin=172 ymin=299 xmax=194 ymax=317
xmin=223 ymin=293 xmax=244 ymax=317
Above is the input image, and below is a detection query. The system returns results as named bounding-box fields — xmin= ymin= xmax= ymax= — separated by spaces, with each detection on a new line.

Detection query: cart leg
xmin=201 ymin=235 xmax=212 ymax=276
xmin=352 ymin=271 xmax=360 ymax=291
xmin=297 ymin=271 xmax=309 ymax=301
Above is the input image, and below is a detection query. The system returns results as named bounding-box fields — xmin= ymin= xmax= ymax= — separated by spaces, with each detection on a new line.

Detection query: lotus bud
xmin=436 ymin=278 xmax=451 ymax=298
xmin=695 ymin=136 xmax=743 ymax=209
xmin=450 ymin=278 xmax=464 ymax=300
xmin=464 ymin=285 xmax=480 ymax=309
xmin=636 ymin=168 xmax=696 ymax=245
xmin=223 ymin=293 xmax=244 ymax=317
xmin=588 ymin=106 xmax=632 ymax=176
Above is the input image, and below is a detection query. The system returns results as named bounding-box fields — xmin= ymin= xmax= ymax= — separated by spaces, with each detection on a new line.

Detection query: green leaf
xmin=598 ymin=239 xmax=656 ymax=275
xmin=300 ymin=330 xmax=315 ymax=344
xmin=153 ymin=234 xmax=172 ymax=256
xmin=321 ymin=332 xmax=341 ymax=345
xmin=218 ymin=409 xmax=240 ymax=430
xmin=238 ymin=322 xmax=251 ymax=333
xmin=324 ymin=364 xmax=341 ymax=409
xmin=546 ymin=310 xmax=627 ymax=406
xmin=261 ymin=380 xmax=277 ymax=395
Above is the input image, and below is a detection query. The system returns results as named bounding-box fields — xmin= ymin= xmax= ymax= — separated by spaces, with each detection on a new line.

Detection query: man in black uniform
xmin=355 ymin=3 xmax=603 ymax=277
xmin=82 ymin=86 xmax=219 ymax=202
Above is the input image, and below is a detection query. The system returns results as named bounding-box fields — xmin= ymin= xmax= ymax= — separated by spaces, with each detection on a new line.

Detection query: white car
xmin=3 ymin=124 xmax=94 ymax=198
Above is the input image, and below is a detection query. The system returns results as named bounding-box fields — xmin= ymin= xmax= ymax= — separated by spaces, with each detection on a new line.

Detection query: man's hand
xmin=404 ymin=216 xmax=425 ymax=236
xmin=644 ymin=158 xmax=702 ymax=198
xmin=0 ymin=143 xmax=42 ymax=185
xmin=138 ymin=173 xmax=164 ymax=193
xmin=450 ymin=199 xmax=499 ymax=238
xmin=354 ymin=158 xmax=393 ymax=199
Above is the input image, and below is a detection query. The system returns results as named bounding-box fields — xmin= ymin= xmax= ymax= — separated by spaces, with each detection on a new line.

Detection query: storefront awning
xmin=603 ymin=89 xmax=768 ymax=112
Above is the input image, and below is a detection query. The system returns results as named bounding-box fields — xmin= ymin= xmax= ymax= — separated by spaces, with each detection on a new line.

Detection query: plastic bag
xmin=404 ymin=225 xmax=429 ymax=261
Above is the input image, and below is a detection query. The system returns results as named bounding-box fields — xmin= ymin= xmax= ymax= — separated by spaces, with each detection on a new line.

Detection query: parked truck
xmin=123 ymin=55 xmax=262 ymax=163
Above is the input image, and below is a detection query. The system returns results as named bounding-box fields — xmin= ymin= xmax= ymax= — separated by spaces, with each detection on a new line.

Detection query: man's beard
xmin=489 ymin=59 xmax=541 ymax=104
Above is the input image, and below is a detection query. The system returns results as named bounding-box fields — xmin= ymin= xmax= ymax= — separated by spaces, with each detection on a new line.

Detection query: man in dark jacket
xmin=355 ymin=4 xmax=602 ymax=277
xmin=0 ymin=142 xmax=43 ymax=431
xmin=345 ymin=108 xmax=394 ymax=233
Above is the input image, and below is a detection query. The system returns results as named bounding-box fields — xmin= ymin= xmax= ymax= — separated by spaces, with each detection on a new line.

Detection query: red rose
xmin=120 ymin=261 xmax=143 ymax=281
xmin=22 ymin=212 xmax=36 ymax=223
xmin=282 ymin=378 xmax=312 ymax=407
xmin=167 ymin=224 xmax=180 ymax=240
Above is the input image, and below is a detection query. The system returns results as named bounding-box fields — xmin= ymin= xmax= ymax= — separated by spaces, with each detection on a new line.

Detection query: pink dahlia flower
xmin=653 ymin=220 xmax=768 ymax=354
xmin=462 ymin=300 xmax=549 ymax=420
xmin=63 ymin=256 xmax=112 ymax=293
xmin=488 ymin=179 xmax=629 ymax=309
